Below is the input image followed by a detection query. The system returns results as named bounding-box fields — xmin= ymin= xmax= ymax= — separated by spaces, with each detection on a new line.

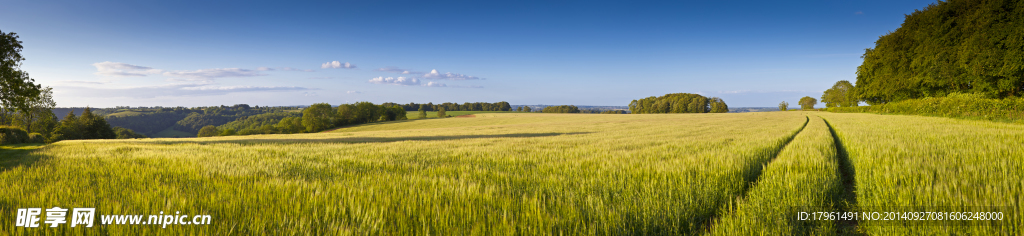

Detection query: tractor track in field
xmin=822 ymin=117 xmax=862 ymax=235
xmin=698 ymin=115 xmax=810 ymax=234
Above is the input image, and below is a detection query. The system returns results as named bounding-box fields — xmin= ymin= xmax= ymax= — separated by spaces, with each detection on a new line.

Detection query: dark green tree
xmin=336 ymin=104 xmax=356 ymax=125
xmin=821 ymin=80 xmax=858 ymax=108
xmin=113 ymin=127 xmax=147 ymax=139
xmin=1 ymin=30 xmax=42 ymax=119
xmin=709 ymin=97 xmax=729 ymax=113
xmin=302 ymin=103 xmax=336 ymax=132
xmin=418 ymin=105 xmax=427 ymax=119
xmin=522 ymin=106 xmax=531 ymax=112
xmin=197 ymin=125 xmax=219 ymax=137
xmin=779 ymin=101 xmax=789 ymax=111
xmin=854 ymin=0 xmax=1024 ymax=104
xmin=798 ymin=96 xmax=818 ymax=110
xmin=437 ymin=107 xmax=447 ymax=118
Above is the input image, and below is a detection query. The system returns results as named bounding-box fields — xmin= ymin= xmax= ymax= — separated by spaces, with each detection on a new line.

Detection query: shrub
xmin=28 ymin=133 xmax=44 ymax=143
xmin=0 ymin=126 xmax=30 ymax=144
xmin=828 ymin=93 xmax=1024 ymax=122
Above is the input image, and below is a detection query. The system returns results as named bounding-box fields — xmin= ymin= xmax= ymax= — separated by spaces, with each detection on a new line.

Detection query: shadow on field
xmin=150 ymin=132 xmax=592 ymax=145
xmin=0 ymin=143 xmax=47 ymax=172
xmin=321 ymin=119 xmax=419 ymax=132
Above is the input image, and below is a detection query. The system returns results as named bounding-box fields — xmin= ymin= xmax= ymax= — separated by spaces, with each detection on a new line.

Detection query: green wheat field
xmin=1 ymin=112 xmax=1021 ymax=235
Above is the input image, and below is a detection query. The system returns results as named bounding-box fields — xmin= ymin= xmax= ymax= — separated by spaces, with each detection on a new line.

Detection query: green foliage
xmin=385 ymin=101 xmax=512 ymax=112
xmin=106 ymin=112 xmax=189 ymax=136
xmin=197 ymin=125 xmax=220 ymax=137
xmin=516 ymin=106 xmax=522 ymax=112
xmin=0 ymin=126 xmax=29 ymax=144
xmin=302 ymin=103 xmax=335 ymax=133
xmin=798 ymin=96 xmax=817 ymax=110
xmin=380 ymin=105 xmax=407 ymax=121
xmin=219 ymin=128 xmax=237 ymax=136
xmin=522 ymin=106 xmax=531 ymax=112
xmin=821 ymin=80 xmax=858 ymax=108
xmin=112 ymin=127 xmax=147 ymax=139
xmin=217 ymin=112 xmax=299 ymax=133
xmin=828 ymin=93 xmax=1024 ymax=122
xmin=352 ymin=102 xmax=381 ymax=124
xmin=600 ymin=110 xmax=626 ymax=114
xmin=27 ymin=132 xmax=43 ymax=143
xmin=709 ymin=97 xmax=729 ymax=113
xmin=47 ymin=108 xmax=116 ymax=143
xmin=276 ymin=117 xmax=305 ymax=134
xmin=541 ymin=105 xmax=580 ymax=113
xmin=0 ymin=30 xmax=42 ymax=116
xmin=173 ymin=113 xmax=235 ymax=134
xmin=336 ymin=104 xmax=356 ymax=125
xmin=779 ymin=101 xmax=789 ymax=111
xmin=437 ymin=107 xmax=447 ymax=118
xmin=629 ymin=93 xmax=723 ymax=114
xmin=854 ymin=0 xmax=1024 ymax=104
xmin=417 ymin=106 xmax=427 ymax=119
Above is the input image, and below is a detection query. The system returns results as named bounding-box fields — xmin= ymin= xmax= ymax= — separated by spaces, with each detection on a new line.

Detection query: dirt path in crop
xmin=698 ymin=115 xmax=810 ymax=233
xmin=454 ymin=114 xmax=476 ymax=118
xmin=822 ymin=117 xmax=862 ymax=235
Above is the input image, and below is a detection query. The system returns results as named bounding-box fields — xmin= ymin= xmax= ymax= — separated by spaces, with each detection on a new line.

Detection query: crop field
xmin=1 ymin=112 xmax=1021 ymax=235
xmin=817 ymin=113 xmax=1023 ymax=235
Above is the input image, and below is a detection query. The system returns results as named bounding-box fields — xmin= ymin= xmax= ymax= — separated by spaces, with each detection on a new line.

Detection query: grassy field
xmin=1 ymin=112 xmax=806 ymax=235
xmin=1 ymin=112 xmax=1020 ymax=235
xmin=817 ymin=112 xmax=1023 ymax=235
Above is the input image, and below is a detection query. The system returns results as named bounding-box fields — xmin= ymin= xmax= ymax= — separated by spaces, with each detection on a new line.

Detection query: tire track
xmin=822 ymin=117 xmax=861 ymax=235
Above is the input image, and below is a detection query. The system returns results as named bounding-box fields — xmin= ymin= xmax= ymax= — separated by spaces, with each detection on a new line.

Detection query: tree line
xmin=850 ymin=0 xmax=1023 ymax=105
xmin=385 ymin=102 xmax=512 ymax=112
xmin=629 ymin=93 xmax=728 ymax=114
xmin=198 ymin=102 xmax=410 ymax=137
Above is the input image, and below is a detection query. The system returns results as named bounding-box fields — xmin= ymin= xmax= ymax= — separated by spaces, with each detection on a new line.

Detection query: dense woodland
xmin=852 ymin=0 xmax=1024 ymax=105
xmin=629 ymin=93 xmax=729 ymax=114
xmin=385 ymin=102 xmax=512 ymax=112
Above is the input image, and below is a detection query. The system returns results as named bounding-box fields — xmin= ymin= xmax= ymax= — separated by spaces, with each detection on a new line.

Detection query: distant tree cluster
xmin=199 ymin=102 xmax=408 ymax=137
xmin=48 ymin=108 xmax=116 ymax=142
xmin=628 ymin=93 xmax=728 ymax=114
xmin=798 ymin=96 xmax=818 ymax=110
xmin=853 ymin=0 xmax=1024 ymax=104
xmin=385 ymin=102 xmax=512 ymax=112
xmin=778 ymin=101 xmax=789 ymax=111
xmin=542 ymin=105 xmax=580 ymax=113
xmin=578 ymin=109 xmax=627 ymax=114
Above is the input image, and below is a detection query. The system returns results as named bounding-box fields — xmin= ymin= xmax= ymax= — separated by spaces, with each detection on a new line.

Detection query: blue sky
xmin=2 ymin=0 xmax=937 ymax=107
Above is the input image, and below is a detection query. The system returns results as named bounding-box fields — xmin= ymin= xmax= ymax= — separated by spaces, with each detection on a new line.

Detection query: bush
xmin=828 ymin=93 xmax=1024 ymax=122
xmin=28 ymin=133 xmax=44 ymax=143
xmin=0 ymin=126 xmax=30 ymax=144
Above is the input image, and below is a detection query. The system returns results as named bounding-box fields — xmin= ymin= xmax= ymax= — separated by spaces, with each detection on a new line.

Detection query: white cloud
xmin=321 ymin=61 xmax=356 ymax=69
xmin=346 ymin=91 xmax=362 ymax=94
xmin=162 ymin=68 xmax=266 ymax=79
xmin=92 ymin=62 xmax=163 ymax=77
xmin=303 ymin=92 xmax=317 ymax=97
xmin=376 ymin=67 xmax=420 ymax=74
xmin=368 ymin=76 xmax=420 ymax=86
xmin=256 ymin=67 xmax=274 ymax=71
xmin=421 ymin=69 xmax=481 ymax=80
xmin=425 ymin=81 xmax=447 ymax=87
xmin=57 ymin=83 xmax=310 ymax=98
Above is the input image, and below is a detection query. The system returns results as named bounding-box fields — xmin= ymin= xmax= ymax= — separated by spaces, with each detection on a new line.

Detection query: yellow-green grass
xmin=405 ymin=111 xmax=521 ymax=119
xmin=818 ymin=112 xmax=1023 ymax=235
xmin=709 ymin=115 xmax=843 ymax=235
xmin=0 ymin=112 xmax=806 ymax=235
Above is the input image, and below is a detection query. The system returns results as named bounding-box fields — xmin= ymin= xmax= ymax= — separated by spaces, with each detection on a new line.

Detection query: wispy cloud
xmin=425 ymin=81 xmax=447 ymax=87
xmin=321 ymin=61 xmax=356 ymax=69
xmin=308 ymin=77 xmax=336 ymax=79
xmin=854 ymin=11 xmax=864 ymax=15
xmin=346 ymin=91 xmax=362 ymax=94
xmin=92 ymin=62 xmax=163 ymax=77
xmin=376 ymin=67 xmax=421 ymax=74
xmin=421 ymin=69 xmax=481 ymax=80
xmin=57 ymin=83 xmax=310 ymax=98
xmin=368 ymin=76 xmax=420 ymax=86
xmin=303 ymin=92 xmax=317 ymax=97
xmin=162 ymin=68 xmax=266 ymax=79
